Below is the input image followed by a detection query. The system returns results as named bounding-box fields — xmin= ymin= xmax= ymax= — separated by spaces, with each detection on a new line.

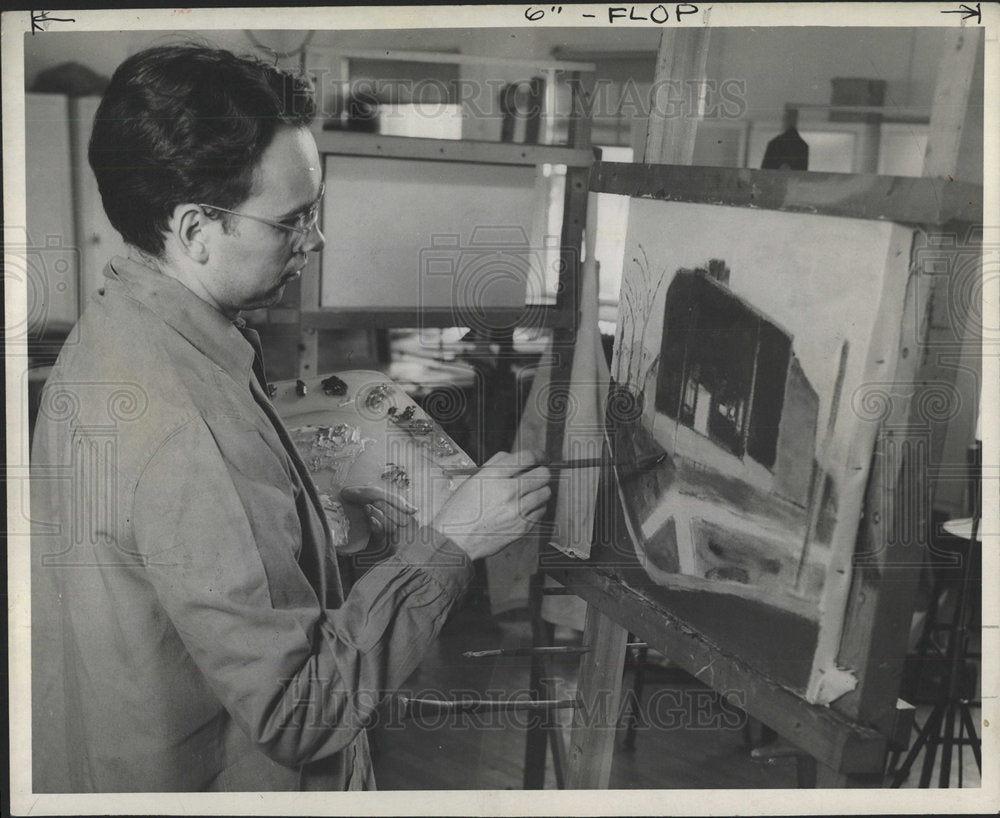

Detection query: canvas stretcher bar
xmin=589 ymin=162 xmax=982 ymax=226
xmin=543 ymin=544 xmax=887 ymax=776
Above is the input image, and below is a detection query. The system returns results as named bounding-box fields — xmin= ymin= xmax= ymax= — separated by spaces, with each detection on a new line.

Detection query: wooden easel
xmin=540 ymin=166 xmax=981 ymax=787
xmin=534 ymin=28 xmax=982 ymax=789
xmin=520 ymin=70 xmax=597 ymax=790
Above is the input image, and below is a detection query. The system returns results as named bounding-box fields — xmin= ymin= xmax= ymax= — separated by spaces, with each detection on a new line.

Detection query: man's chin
xmin=238 ymin=268 xmax=303 ymax=312
xmin=240 ymin=286 xmax=286 ymax=313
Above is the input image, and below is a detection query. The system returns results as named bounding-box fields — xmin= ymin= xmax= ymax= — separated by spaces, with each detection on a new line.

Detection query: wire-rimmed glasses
xmin=199 ymin=183 xmax=324 ymax=246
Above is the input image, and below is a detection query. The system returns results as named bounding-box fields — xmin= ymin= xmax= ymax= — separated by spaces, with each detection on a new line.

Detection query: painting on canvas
xmin=606 ymin=197 xmax=915 ymax=703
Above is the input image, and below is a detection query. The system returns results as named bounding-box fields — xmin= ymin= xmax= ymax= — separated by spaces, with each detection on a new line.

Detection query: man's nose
xmin=304 ymin=223 xmax=325 ymax=253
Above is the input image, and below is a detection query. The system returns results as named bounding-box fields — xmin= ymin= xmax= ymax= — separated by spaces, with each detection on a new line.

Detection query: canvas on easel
xmin=607 ymin=198 xmax=917 ymax=705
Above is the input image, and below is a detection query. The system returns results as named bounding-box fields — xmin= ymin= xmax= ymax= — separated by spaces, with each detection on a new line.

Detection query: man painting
xmin=30 ymin=45 xmax=551 ymax=792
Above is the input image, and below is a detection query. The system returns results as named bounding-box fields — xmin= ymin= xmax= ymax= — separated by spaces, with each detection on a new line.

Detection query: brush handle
xmin=442 ymin=453 xmax=663 ymax=478
xmin=442 ymin=458 xmax=603 ymax=477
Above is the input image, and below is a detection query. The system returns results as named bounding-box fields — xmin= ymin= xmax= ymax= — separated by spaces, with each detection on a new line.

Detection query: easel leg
xmin=565 ymin=602 xmax=629 ymax=789
xmin=541 ymin=658 xmax=568 ymax=788
xmin=622 ymin=641 xmax=647 ymax=752
xmin=522 ymin=571 xmax=551 ymax=789
xmin=959 ymin=703 xmax=982 ymax=772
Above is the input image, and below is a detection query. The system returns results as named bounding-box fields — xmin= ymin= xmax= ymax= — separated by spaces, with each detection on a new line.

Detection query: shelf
xmin=301 ymin=306 xmax=577 ymax=331
xmin=312 ymin=128 xmax=594 ymax=167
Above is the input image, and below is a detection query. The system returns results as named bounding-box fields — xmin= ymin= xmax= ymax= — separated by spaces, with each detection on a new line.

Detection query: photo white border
xmin=4 ymin=3 xmax=998 ymax=815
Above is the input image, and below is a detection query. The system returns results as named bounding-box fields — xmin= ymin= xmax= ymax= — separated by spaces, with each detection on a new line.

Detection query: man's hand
xmin=432 ymin=450 xmax=551 ymax=561
xmin=340 ymin=485 xmax=418 ymax=551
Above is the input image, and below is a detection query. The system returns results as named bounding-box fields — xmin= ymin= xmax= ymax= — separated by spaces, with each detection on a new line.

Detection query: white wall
xmin=24 ymin=28 xmax=658 ymax=89
xmin=25 ymin=26 xmax=944 ymax=109
xmin=705 ymin=27 xmax=949 ymax=121
xmin=26 ymin=26 xmax=980 ymax=182
xmin=24 ymin=30 xmax=304 ymax=89
xmin=700 ymin=27 xmax=983 ymax=183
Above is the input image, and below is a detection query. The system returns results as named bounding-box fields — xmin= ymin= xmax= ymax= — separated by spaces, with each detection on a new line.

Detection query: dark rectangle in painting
xmin=656 ymin=273 xmax=696 ymax=421
xmin=747 ymin=321 xmax=791 ymax=468
xmin=656 ymin=271 xmax=791 ymax=468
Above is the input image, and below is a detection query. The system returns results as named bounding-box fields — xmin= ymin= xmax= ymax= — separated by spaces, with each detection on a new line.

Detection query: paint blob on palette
xmin=288 ymin=422 xmax=372 ymax=549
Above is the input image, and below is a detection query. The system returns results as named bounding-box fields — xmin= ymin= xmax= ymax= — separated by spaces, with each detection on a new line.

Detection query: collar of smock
xmin=103 ymin=256 xmax=255 ymax=384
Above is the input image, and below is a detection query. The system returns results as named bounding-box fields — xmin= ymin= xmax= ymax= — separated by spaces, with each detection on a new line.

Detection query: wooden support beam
xmin=565 ymin=603 xmax=630 ymax=789
xmin=522 ymin=77 xmax=594 ymax=786
xmin=311 ymin=128 xmax=594 ymax=168
xmin=831 ymin=226 xmax=982 ymax=735
xmin=298 ymin=326 xmax=318 ymax=380
xmin=306 ymin=44 xmax=596 ymax=73
xmin=590 ymin=162 xmax=983 ymax=227
xmin=522 ymin=574 xmax=551 ymax=790
xmin=642 ymin=29 xmax=711 ymax=165
xmin=922 ymin=29 xmax=982 ymax=180
xmin=545 ymin=553 xmax=888 ymax=776
xmin=294 ymin=238 xmax=318 ymax=379
xmin=855 ymin=123 xmax=881 ymax=174
xmin=300 ymin=306 xmax=577 ymax=331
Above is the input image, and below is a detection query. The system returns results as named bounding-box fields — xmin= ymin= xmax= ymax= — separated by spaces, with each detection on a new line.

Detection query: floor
xmin=367 ymin=598 xmax=982 ymax=791
xmin=890 ymin=706 xmax=983 ymax=789
xmin=371 ymin=602 xmax=788 ymax=790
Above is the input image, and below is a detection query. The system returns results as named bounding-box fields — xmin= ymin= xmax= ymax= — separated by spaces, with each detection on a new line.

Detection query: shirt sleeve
xmin=132 ymin=415 xmax=473 ymax=768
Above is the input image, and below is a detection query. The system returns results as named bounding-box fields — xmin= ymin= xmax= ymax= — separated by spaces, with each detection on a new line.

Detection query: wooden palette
xmin=271 ymin=370 xmax=475 ymax=553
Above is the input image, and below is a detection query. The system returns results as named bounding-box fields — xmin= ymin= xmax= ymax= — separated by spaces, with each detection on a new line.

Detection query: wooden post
xmin=543 ymin=27 xmax=713 ymax=790
xmin=643 ymin=29 xmax=711 ymax=164
xmin=565 ymin=602 xmax=630 ymax=788
xmin=295 ymin=226 xmax=319 ymax=378
xmin=522 ymin=572 xmax=551 ymax=789
xmin=546 ymin=30 xmax=710 ymax=789
xmin=834 ymin=24 xmax=981 ymax=742
xmin=922 ymin=29 xmax=981 ymax=179
xmin=522 ymin=69 xmax=595 ymax=789
xmin=855 ymin=123 xmax=881 ymax=174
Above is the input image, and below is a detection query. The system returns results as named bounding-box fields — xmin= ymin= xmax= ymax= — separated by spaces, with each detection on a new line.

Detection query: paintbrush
xmin=441 ymin=451 xmax=666 ymax=478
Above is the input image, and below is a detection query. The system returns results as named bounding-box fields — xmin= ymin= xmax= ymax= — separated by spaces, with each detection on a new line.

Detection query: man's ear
xmin=169 ymin=203 xmax=211 ymax=263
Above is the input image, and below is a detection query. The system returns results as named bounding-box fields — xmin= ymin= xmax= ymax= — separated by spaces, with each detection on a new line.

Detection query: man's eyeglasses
xmin=199 ymin=184 xmax=325 ymax=243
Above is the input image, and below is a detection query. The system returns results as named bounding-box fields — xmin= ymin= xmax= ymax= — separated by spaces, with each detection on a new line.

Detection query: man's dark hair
xmin=89 ymin=44 xmax=316 ymax=256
